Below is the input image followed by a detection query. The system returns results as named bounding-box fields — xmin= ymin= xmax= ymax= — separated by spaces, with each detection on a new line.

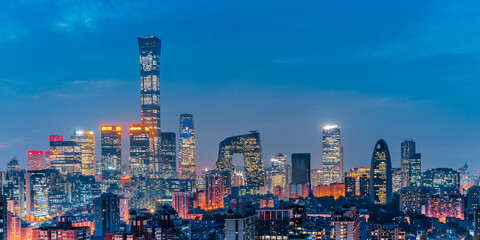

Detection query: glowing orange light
xmin=116 ymin=126 xmax=121 ymax=131
xmin=101 ymin=126 xmax=112 ymax=131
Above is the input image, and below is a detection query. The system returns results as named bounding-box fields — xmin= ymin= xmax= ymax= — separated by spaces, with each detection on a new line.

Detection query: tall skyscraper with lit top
xmin=322 ymin=125 xmax=343 ymax=184
xmin=27 ymin=151 xmax=43 ymax=171
xmin=370 ymin=139 xmax=392 ymax=205
xmin=101 ymin=126 xmax=122 ymax=192
xmin=271 ymin=153 xmax=287 ymax=187
xmin=129 ymin=124 xmax=150 ymax=180
xmin=179 ymin=113 xmax=196 ymax=180
xmin=71 ymin=130 xmax=95 ymax=176
xmin=138 ymin=36 xmax=162 ymax=179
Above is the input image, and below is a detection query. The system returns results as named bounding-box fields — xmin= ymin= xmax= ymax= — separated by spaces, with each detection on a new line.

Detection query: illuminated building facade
xmin=0 ymin=195 xmax=6 ymax=240
xmin=129 ymin=124 xmax=150 ymax=180
xmin=8 ymin=213 xmax=21 ymax=240
xmin=28 ymin=150 xmax=43 ymax=171
xmin=161 ymin=132 xmax=176 ymax=179
xmin=399 ymin=187 xmax=422 ymax=214
xmin=225 ymin=210 xmax=255 ymax=240
xmin=25 ymin=169 xmax=59 ymax=218
xmin=392 ymin=168 xmax=402 ymax=193
xmin=234 ymin=166 xmax=246 ymax=187
xmin=32 ymin=216 xmax=91 ymax=240
xmin=370 ymin=139 xmax=392 ymax=205
xmin=466 ymin=186 xmax=480 ymax=220
xmin=101 ymin=126 xmax=122 ymax=192
xmin=172 ymin=191 xmax=190 ymax=219
xmin=311 ymin=169 xmax=323 ymax=188
xmin=330 ymin=207 xmax=360 ymax=240
xmin=205 ymin=171 xmax=226 ymax=210
xmin=345 ymin=168 xmax=370 ymax=199
xmin=271 ymin=153 xmax=287 ymax=188
xmin=215 ymin=131 xmax=265 ymax=192
xmin=49 ymin=136 xmax=81 ymax=175
xmin=401 ymin=140 xmax=421 ymax=188
xmin=322 ymin=125 xmax=343 ymax=184
xmin=71 ymin=130 xmax=95 ymax=176
xmin=179 ymin=113 xmax=196 ymax=180
xmin=345 ymin=176 xmax=356 ymax=199
xmin=292 ymin=153 xmax=311 ymax=187
xmin=138 ymin=36 xmax=162 ymax=180
xmin=459 ymin=162 xmax=469 ymax=189
xmin=423 ymin=196 xmax=464 ymax=222
xmin=422 ymin=168 xmax=460 ymax=189
xmin=45 ymin=151 xmax=51 ymax=169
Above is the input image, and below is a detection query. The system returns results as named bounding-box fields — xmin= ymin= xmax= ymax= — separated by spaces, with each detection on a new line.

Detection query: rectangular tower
xmin=71 ymin=131 xmax=95 ymax=176
xmin=401 ymin=140 xmax=421 ymax=187
xmin=291 ymin=153 xmax=311 ymax=186
xmin=322 ymin=125 xmax=343 ymax=185
xmin=101 ymin=126 xmax=122 ymax=192
xmin=129 ymin=124 xmax=150 ymax=181
xmin=138 ymin=36 xmax=162 ymax=179
xmin=179 ymin=113 xmax=196 ymax=180
xmin=161 ymin=132 xmax=176 ymax=179
xmin=271 ymin=153 xmax=287 ymax=188
xmin=49 ymin=136 xmax=81 ymax=175
xmin=27 ymin=151 xmax=43 ymax=171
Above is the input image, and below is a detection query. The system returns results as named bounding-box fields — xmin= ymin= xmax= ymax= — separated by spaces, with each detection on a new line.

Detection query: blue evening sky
xmin=1 ymin=0 xmax=480 ymax=173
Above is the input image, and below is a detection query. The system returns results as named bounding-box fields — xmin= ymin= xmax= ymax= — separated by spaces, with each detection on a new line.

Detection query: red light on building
xmin=50 ymin=135 xmax=64 ymax=142
xmin=27 ymin=150 xmax=44 ymax=171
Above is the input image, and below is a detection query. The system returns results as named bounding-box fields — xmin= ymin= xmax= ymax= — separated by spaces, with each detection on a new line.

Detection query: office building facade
xmin=322 ymin=125 xmax=343 ymax=185
xmin=370 ymin=139 xmax=392 ymax=205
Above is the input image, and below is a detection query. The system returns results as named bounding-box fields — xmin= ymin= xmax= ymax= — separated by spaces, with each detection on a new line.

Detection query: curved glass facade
xmin=370 ymin=139 xmax=392 ymax=205
xmin=215 ymin=131 xmax=265 ymax=190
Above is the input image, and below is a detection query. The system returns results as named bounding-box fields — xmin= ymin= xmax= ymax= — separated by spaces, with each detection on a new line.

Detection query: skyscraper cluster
xmin=2 ymin=36 xmax=477 ymax=240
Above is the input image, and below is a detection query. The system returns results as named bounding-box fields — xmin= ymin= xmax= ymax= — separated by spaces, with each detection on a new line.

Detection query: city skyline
xmin=2 ymin=1 xmax=480 ymax=174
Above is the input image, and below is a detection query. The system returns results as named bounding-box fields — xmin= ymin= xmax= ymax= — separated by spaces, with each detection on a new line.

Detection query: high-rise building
xmin=71 ymin=130 xmax=95 ymax=176
xmin=401 ymin=140 xmax=421 ymax=188
xmin=225 ymin=210 xmax=255 ymax=240
xmin=322 ymin=125 xmax=343 ymax=185
xmin=45 ymin=152 xmax=51 ymax=169
xmin=138 ymin=36 xmax=162 ymax=180
xmin=215 ymin=131 xmax=265 ymax=192
xmin=100 ymin=126 xmax=122 ymax=192
xmin=345 ymin=176 xmax=356 ymax=199
xmin=93 ymin=193 xmax=121 ymax=237
xmin=161 ymin=132 xmax=176 ymax=179
xmin=459 ymin=162 xmax=469 ymax=189
xmin=346 ymin=168 xmax=370 ymax=199
xmin=466 ymin=186 xmax=480 ymax=220
xmin=330 ymin=207 xmax=360 ymax=240
xmin=27 ymin=151 xmax=43 ymax=171
xmin=178 ymin=113 xmax=196 ymax=180
xmin=205 ymin=171 xmax=226 ymax=210
xmin=392 ymin=168 xmax=402 ymax=193
xmin=291 ymin=153 xmax=311 ymax=187
xmin=370 ymin=139 xmax=392 ymax=205
xmin=422 ymin=168 xmax=460 ymax=189
xmin=129 ymin=124 xmax=150 ymax=181
xmin=271 ymin=153 xmax=287 ymax=188
xmin=49 ymin=136 xmax=81 ymax=175
xmin=475 ymin=208 xmax=480 ymax=240
xmin=0 ymin=195 xmax=6 ymax=240
xmin=423 ymin=196 xmax=464 ymax=222
xmin=172 ymin=191 xmax=190 ymax=219
xmin=311 ymin=169 xmax=323 ymax=188
xmin=7 ymin=213 xmax=21 ymax=240
xmin=25 ymin=169 xmax=59 ymax=218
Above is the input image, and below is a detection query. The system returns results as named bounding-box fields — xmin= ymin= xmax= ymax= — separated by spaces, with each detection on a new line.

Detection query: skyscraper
xmin=71 ymin=131 xmax=95 ymax=176
xmin=322 ymin=125 xmax=343 ymax=184
xmin=370 ymin=139 xmax=392 ymax=205
xmin=215 ymin=131 xmax=265 ymax=192
xmin=172 ymin=191 xmax=190 ymax=219
xmin=100 ymin=126 xmax=122 ymax=192
xmin=129 ymin=124 xmax=150 ymax=180
xmin=161 ymin=132 xmax=176 ymax=179
xmin=401 ymin=140 xmax=421 ymax=187
xmin=27 ymin=151 xmax=43 ymax=171
xmin=138 ymin=36 xmax=162 ymax=179
xmin=271 ymin=153 xmax=287 ymax=188
xmin=49 ymin=136 xmax=81 ymax=175
xmin=291 ymin=153 xmax=311 ymax=187
xmin=93 ymin=193 xmax=121 ymax=237
xmin=178 ymin=113 xmax=196 ymax=180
